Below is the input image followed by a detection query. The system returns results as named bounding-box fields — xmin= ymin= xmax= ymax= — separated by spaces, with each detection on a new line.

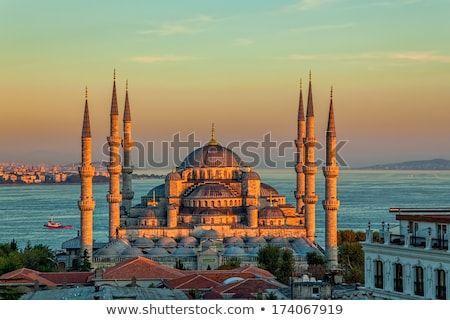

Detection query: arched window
xmin=414 ymin=266 xmax=424 ymax=296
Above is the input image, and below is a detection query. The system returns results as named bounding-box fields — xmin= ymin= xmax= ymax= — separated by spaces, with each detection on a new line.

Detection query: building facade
xmin=361 ymin=208 xmax=450 ymax=300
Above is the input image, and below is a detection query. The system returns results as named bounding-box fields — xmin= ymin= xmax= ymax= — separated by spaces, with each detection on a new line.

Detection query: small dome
xmin=260 ymin=183 xmax=281 ymax=197
xmin=259 ymin=206 xmax=284 ymax=219
xmin=61 ymin=236 xmax=80 ymax=249
xmin=121 ymin=247 xmax=143 ymax=256
xmin=156 ymin=236 xmax=177 ymax=248
xmin=224 ymin=236 xmax=245 ymax=247
xmin=95 ymin=246 xmax=117 ymax=256
xmin=243 ymin=170 xmax=260 ymax=180
xmin=172 ymin=247 xmax=196 ymax=256
xmin=222 ymin=277 xmax=244 ymax=285
xmin=246 ymin=236 xmax=267 ymax=247
xmin=146 ymin=184 xmax=165 ymax=197
xmin=166 ymin=171 xmax=182 ymax=181
xmin=133 ymin=237 xmax=155 ymax=248
xmin=179 ymin=236 xmax=198 ymax=248
xmin=270 ymin=236 xmax=289 ymax=246
xmin=146 ymin=247 xmax=169 ymax=256
xmin=201 ymin=229 xmax=219 ymax=240
xmin=223 ymin=245 xmax=246 ymax=256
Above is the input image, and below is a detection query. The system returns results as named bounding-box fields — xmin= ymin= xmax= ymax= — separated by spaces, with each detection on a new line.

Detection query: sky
xmin=1 ymin=0 xmax=450 ymax=169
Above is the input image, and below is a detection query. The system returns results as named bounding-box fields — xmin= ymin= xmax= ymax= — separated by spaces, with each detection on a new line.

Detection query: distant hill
xmin=357 ymin=158 xmax=450 ymax=170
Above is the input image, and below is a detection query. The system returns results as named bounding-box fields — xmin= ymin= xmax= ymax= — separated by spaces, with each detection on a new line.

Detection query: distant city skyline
xmin=1 ymin=0 xmax=450 ymax=168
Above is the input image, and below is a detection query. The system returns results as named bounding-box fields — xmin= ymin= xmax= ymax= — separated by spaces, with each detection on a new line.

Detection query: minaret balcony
xmin=295 ymin=164 xmax=304 ymax=173
xmin=107 ymin=136 xmax=122 ymax=146
xmin=322 ymin=199 xmax=340 ymax=211
xmin=107 ymin=164 xmax=122 ymax=174
xmin=122 ymin=191 xmax=134 ymax=200
xmin=107 ymin=193 xmax=122 ymax=203
xmin=303 ymin=165 xmax=317 ymax=175
xmin=304 ymin=194 xmax=318 ymax=204
xmin=322 ymin=166 xmax=339 ymax=177
xmin=123 ymin=140 xmax=134 ymax=150
xmin=295 ymin=190 xmax=304 ymax=199
xmin=303 ymin=137 xmax=317 ymax=147
xmin=122 ymin=166 xmax=134 ymax=174
xmin=78 ymin=199 xmax=96 ymax=211
xmin=78 ymin=166 xmax=95 ymax=177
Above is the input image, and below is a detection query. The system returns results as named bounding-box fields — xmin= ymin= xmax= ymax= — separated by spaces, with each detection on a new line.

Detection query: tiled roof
xmin=165 ymin=274 xmax=220 ymax=290
xmin=99 ymin=256 xmax=185 ymax=280
xmin=0 ymin=268 xmax=94 ymax=287
xmin=214 ymin=278 xmax=286 ymax=296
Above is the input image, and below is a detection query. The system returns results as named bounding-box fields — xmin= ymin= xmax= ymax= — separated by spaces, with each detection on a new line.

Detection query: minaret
xmin=78 ymin=87 xmax=96 ymax=264
xmin=295 ymin=79 xmax=306 ymax=213
xmin=303 ymin=71 xmax=318 ymax=243
xmin=322 ymin=87 xmax=340 ymax=269
xmin=107 ymin=70 xmax=122 ymax=240
xmin=121 ymin=80 xmax=134 ymax=213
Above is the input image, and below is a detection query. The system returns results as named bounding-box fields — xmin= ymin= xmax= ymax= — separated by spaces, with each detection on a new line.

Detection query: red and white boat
xmin=43 ymin=215 xmax=73 ymax=229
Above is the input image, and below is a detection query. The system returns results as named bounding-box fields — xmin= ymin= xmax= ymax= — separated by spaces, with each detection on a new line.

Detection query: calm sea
xmin=1 ymin=169 xmax=449 ymax=250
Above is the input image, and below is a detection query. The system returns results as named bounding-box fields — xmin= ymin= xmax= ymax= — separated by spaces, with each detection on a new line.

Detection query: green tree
xmin=217 ymin=257 xmax=241 ymax=270
xmin=305 ymin=251 xmax=327 ymax=280
xmin=23 ymin=244 xmax=57 ymax=272
xmin=257 ymin=245 xmax=294 ymax=285
xmin=337 ymin=230 xmax=365 ymax=284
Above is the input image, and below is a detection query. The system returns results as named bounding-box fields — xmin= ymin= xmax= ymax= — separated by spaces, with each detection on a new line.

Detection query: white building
xmin=361 ymin=208 xmax=449 ymax=300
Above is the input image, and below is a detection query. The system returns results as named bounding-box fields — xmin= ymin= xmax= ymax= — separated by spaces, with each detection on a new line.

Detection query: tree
xmin=257 ymin=245 xmax=294 ymax=285
xmin=217 ymin=257 xmax=241 ymax=270
xmin=22 ymin=244 xmax=56 ymax=272
xmin=305 ymin=251 xmax=326 ymax=280
xmin=337 ymin=230 xmax=365 ymax=284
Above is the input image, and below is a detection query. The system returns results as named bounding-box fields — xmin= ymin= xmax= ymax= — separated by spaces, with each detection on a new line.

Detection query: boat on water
xmin=43 ymin=216 xmax=73 ymax=229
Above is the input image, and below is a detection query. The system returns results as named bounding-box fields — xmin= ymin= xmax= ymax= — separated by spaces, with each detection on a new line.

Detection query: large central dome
xmin=180 ymin=143 xmax=244 ymax=168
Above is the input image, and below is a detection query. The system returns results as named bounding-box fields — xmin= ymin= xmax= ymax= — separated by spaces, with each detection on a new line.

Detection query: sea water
xmin=1 ymin=169 xmax=449 ymax=250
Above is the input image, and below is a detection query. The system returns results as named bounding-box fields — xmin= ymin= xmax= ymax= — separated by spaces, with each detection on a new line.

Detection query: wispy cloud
xmin=372 ymin=0 xmax=422 ymax=7
xmin=290 ymin=23 xmax=354 ymax=32
xmin=130 ymin=55 xmax=196 ymax=64
xmin=287 ymin=51 xmax=450 ymax=63
xmin=233 ymin=38 xmax=253 ymax=46
xmin=280 ymin=0 xmax=336 ymax=12
xmin=139 ymin=15 xmax=215 ymax=36
xmin=389 ymin=52 xmax=450 ymax=63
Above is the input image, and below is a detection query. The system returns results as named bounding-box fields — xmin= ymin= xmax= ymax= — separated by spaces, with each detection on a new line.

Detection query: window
xmin=414 ymin=266 xmax=424 ymax=296
xmin=394 ymin=263 xmax=403 ymax=292
xmin=375 ymin=260 xmax=384 ymax=289
xmin=436 ymin=269 xmax=446 ymax=300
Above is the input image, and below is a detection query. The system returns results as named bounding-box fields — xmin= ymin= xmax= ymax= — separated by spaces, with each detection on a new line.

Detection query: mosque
xmin=60 ymin=71 xmax=340 ymax=272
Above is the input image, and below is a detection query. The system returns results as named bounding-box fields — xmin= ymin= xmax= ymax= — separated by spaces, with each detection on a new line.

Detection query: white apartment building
xmin=361 ymin=208 xmax=449 ymax=300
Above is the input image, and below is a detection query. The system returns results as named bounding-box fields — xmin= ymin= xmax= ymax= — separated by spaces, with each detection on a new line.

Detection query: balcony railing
xmin=389 ymin=234 xmax=405 ymax=245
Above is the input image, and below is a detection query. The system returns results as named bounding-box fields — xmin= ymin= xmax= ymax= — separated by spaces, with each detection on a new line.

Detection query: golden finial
xmin=113 ymin=69 xmax=117 ymax=81
xmin=126 ymin=79 xmax=128 ymax=91
xmin=172 ymin=166 xmax=175 ymax=173
xmin=269 ymin=191 xmax=273 ymax=206
xmin=299 ymin=78 xmax=302 ymax=90
xmin=309 ymin=70 xmax=312 ymax=82
xmin=331 ymin=86 xmax=333 ymax=99
xmin=85 ymin=86 xmax=88 ymax=99
xmin=209 ymin=122 xmax=218 ymax=146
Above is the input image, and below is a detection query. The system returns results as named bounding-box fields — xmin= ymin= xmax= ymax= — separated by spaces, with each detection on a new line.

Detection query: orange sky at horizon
xmin=1 ymin=1 xmax=450 ymax=168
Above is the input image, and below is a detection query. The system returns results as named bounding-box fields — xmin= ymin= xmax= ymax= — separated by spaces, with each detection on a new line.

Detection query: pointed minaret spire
xmin=295 ymin=78 xmax=306 ymax=213
xmin=303 ymin=71 xmax=318 ymax=243
xmin=327 ymin=86 xmax=336 ymax=137
xmin=82 ymin=87 xmax=92 ymax=138
xmin=107 ymin=70 xmax=122 ymax=241
xmin=121 ymin=79 xmax=134 ymax=214
xmin=78 ymin=86 xmax=96 ymax=265
xmin=323 ymin=86 xmax=340 ymax=269
xmin=209 ymin=122 xmax=218 ymax=146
